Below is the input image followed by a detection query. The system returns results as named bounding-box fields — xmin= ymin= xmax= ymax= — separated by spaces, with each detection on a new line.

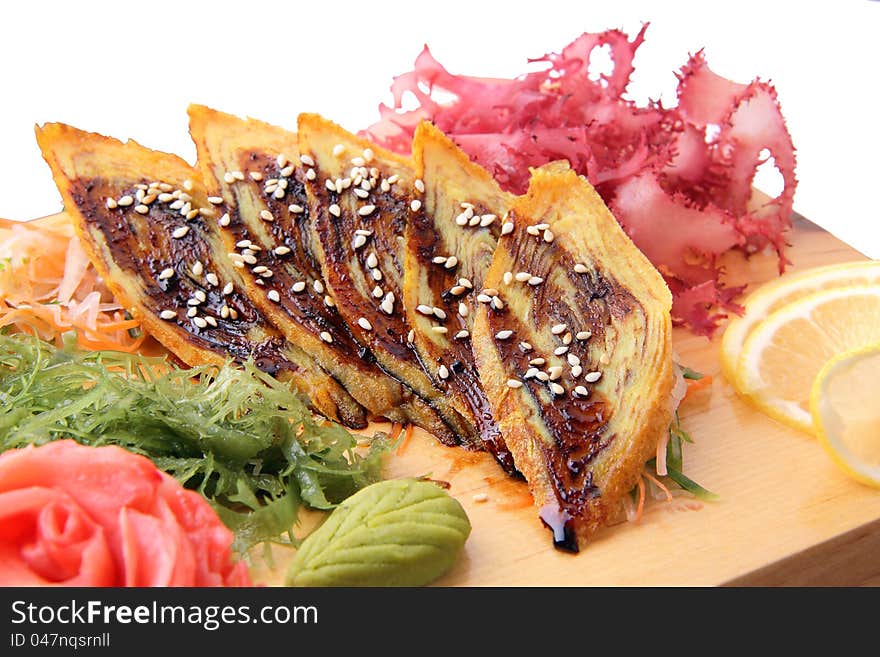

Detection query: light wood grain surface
xmin=245 ymin=214 xmax=880 ymax=587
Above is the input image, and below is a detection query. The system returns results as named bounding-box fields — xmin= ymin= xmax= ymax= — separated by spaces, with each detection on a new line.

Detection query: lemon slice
xmin=721 ymin=261 xmax=880 ymax=392
xmin=811 ymin=344 xmax=880 ymax=487
xmin=737 ymin=285 xmax=880 ymax=433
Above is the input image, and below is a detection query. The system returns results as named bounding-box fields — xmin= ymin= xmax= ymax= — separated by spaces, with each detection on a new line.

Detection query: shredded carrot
xmin=643 ymin=471 xmax=673 ymax=502
xmin=655 ymin=428 xmax=669 ymax=476
xmin=395 ymin=424 xmax=415 ymax=456
xmin=635 ymin=476 xmax=646 ymax=522
xmin=387 ymin=422 xmax=403 ymax=441
xmin=683 ymin=374 xmax=713 ymax=401
xmin=0 ymin=215 xmax=144 ymax=352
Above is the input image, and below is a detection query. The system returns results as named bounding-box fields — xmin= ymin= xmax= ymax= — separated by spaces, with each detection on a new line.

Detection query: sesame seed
xmin=186 ymin=209 xmax=200 ymax=220
xmin=193 ymin=290 xmax=206 ymax=303
xmin=548 ymin=366 xmax=563 ymax=381
xmin=387 ymin=174 xmax=400 ymax=184
xmin=543 ymin=230 xmax=555 ymax=243
xmin=223 ymin=282 xmax=234 ymax=295
xmin=206 ymin=273 xmax=219 ymax=286
xmin=562 ymin=332 xmax=573 ymax=345
xmin=372 ymin=286 xmax=383 ymax=298
xmin=482 ymin=288 xmax=499 ymax=297
xmin=480 ymin=214 xmax=496 ymax=227
xmin=503 ymin=271 xmax=513 ymax=285
xmin=370 ymin=270 xmax=380 ymax=283
xmin=549 ymin=382 xmax=565 ymax=395
xmin=313 ymin=280 xmax=325 ymax=294
xmin=536 ymin=371 xmax=549 ymax=382
xmin=354 ymin=229 xmax=373 ymax=236
xmin=207 ymin=196 xmax=223 ymax=205
xmin=236 ymin=239 xmax=252 ymax=249
xmin=366 ymin=252 xmax=379 ymax=268
xmin=513 ymin=272 xmax=530 ymax=283
xmin=325 ymin=179 xmax=336 ymax=192
xmin=320 ymin=331 xmax=333 ymax=343
xmin=106 ymin=197 xmax=118 ymax=209
xmin=519 ymin=342 xmax=533 ymax=352
xmin=292 ymin=281 xmax=306 ymax=293
xmin=455 ymin=213 xmax=469 ymax=226
xmin=274 ymin=246 xmax=291 ymax=256
xmin=450 ymin=285 xmax=466 ymax=295
xmin=574 ymin=263 xmax=589 ymax=274
xmin=182 ymin=180 xmax=194 ymax=192
xmin=433 ymin=307 xmax=447 ymax=320
xmin=431 ymin=326 xmax=448 ymax=334
xmin=324 ymin=296 xmax=335 ymax=307
xmin=461 ymin=202 xmax=475 ymax=210
xmin=576 ymin=330 xmax=592 ymax=341
xmin=380 ymin=294 xmax=394 ymax=315
xmin=169 ymin=200 xmax=184 ymax=210
xmin=491 ymin=296 xmax=504 ymax=310
xmin=190 ymin=261 xmax=203 ymax=277
xmin=299 ymin=154 xmax=314 ymax=167
xmin=171 ymin=226 xmax=189 ymax=239
xmin=417 ymin=304 xmax=433 ymax=316
xmin=530 ymin=357 xmax=546 ymax=366
xmin=410 ymin=199 xmax=422 ymax=212
xmin=192 ymin=316 xmax=208 ymax=329
xmin=476 ymin=294 xmax=492 ymax=304
xmin=351 ymin=156 xmax=365 ymax=167
xmin=432 ymin=256 xmax=448 ymax=265
xmin=158 ymin=267 xmax=175 ymax=280
xmin=224 ymin=172 xmax=236 ymax=184
xmin=135 ymin=189 xmax=146 ymax=202
xmin=267 ymin=290 xmax=280 ymax=302
xmin=143 ymin=194 xmax=157 ymax=205
xmin=571 ymin=365 xmax=583 ymax=378
xmin=407 ymin=329 xmax=415 ymax=343
xmin=526 ymin=226 xmax=540 ymax=236
xmin=249 ymin=171 xmax=263 ymax=181
xmin=219 ymin=213 xmax=231 ymax=227
xmin=454 ymin=330 xmax=469 ymax=339
xmin=199 ymin=207 xmax=215 ymax=219
xmin=524 ymin=368 xmax=539 ymax=379
xmin=280 ymin=165 xmax=295 ymax=177
xmin=242 ymin=254 xmax=258 ymax=265
xmin=554 ymin=346 xmax=569 ymax=356
xmin=414 ymin=178 xmax=425 ymax=193
xmin=220 ymin=305 xmax=230 ymax=319
xmin=289 ymin=204 xmax=304 ymax=214
xmin=495 ymin=330 xmax=513 ymax=340
xmin=584 ymin=371 xmax=602 ymax=383
xmin=158 ymin=193 xmax=174 ymax=203
xmin=186 ymin=306 xmax=197 ymax=318
xmin=458 ymin=278 xmax=473 ymax=289
xmin=458 ymin=302 xmax=469 ymax=317
xmin=574 ymin=385 xmax=589 ymax=397
xmin=358 ymin=317 xmax=372 ymax=331
xmin=352 ymin=234 xmax=367 ymax=250
xmin=329 ymin=204 xmax=341 ymax=217
xmin=354 ymin=187 xmax=370 ymax=199
xmin=506 ymin=379 xmax=523 ymax=389
xmin=535 ymin=223 xmax=550 ymax=230
xmin=358 ymin=204 xmax=376 ymax=216
xmin=468 ymin=215 xmax=481 ymax=227
xmin=437 ymin=365 xmax=449 ymax=380
xmin=501 ymin=222 xmax=514 ymax=236
xmin=473 ymin=493 xmax=489 ymax=503
xmin=259 ymin=210 xmax=274 ymax=222
xmin=134 ymin=204 xmax=149 ymax=214
xmin=201 ymin=315 xmax=216 ymax=327
xmin=551 ymin=323 xmax=567 ymax=335
xmin=159 ymin=310 xmax=176 ymax=320
xmin=567 ymin=354 xmax=581 ymax=367
xmin=253 ymin=266 xmax=269 ymax=274
xmin=444 ymin=256 xmax=458 ymax=269
xmin=528 ymin=277 xmax=544 ymax=286
xmin=332 ymin=144 xmax=345 ymax=157
xmin=305 ymin=168 xmax=316 ymax=181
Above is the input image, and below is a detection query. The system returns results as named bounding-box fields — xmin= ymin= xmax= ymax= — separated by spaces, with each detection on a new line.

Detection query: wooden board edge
xmin=721 ymin=516 xmax=880 ymax=587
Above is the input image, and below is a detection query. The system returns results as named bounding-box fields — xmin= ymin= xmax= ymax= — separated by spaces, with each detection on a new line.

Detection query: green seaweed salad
xmin=0 ymin=332 xmax=388 ymax=553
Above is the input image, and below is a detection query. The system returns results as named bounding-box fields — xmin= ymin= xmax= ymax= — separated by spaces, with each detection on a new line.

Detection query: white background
xmin=1 ymin=0 xmax=877 ymax=258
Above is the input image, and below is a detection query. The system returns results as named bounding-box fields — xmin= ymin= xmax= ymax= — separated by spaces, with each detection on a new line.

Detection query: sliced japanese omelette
xmin=472 ymin=162 xmax=674 ymax=551
xmin=36 ymin=122 xmax=366 ymax=427
xmin=297 ymin=114 xmax=477 ymax=447
xmin=406 ymin=121 xmax=517 ymax=471
xmin=188 ymin=105 xmax=460 ymax=430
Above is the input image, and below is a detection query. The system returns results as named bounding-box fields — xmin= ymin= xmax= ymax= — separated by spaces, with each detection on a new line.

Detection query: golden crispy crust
xmin=406 ymin=121 xmax=518 ymax=468
xmin=472 ymin=163 xmax=673 ymax=547
xmin=35 ymin=122 xmax=366 ymax=427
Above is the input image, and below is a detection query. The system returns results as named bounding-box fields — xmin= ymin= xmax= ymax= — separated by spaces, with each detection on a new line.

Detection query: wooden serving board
xmin=245 ymin=212 xmax=880 ymax=587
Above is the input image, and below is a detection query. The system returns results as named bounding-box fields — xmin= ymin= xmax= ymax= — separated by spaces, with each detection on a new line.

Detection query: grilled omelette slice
xmin=296 ymin=114 xmax=479 ymax=447
xmin=36 ymin=122 xmax=366 ymax=427
xmin=188 ymin=105 xmax=459 ymax=428
xmin=472 ymin=162 xmax=674 ymax=551
xmin=406 ymin=122 xmax=517 ymax=471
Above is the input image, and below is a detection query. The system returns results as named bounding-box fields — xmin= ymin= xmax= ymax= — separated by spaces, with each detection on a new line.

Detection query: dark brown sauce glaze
xmin=488 ymin=222 xmax=642 ymax=550
xmin=70 ymin=177 xmax=293 ymax=376
xmin=407 ymin=199 xmax=515 ymax=471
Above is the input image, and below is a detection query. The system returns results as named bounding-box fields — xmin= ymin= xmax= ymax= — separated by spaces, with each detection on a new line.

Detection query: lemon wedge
xmin=736 ymin=285 xmax=880 ymax=433
xmin=811 ymin=344 xmax=880 ymax=488
xmin=721 ymin=261 xmax=880 ymax=393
